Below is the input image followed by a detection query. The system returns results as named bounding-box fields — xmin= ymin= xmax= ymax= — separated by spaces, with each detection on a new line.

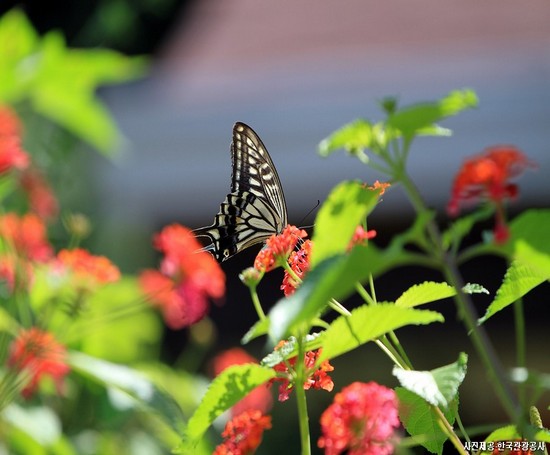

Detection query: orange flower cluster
xmin=8 ymin=327 xmax=69 ymax=398
xmin=254 ymin=225 xmax=307 ymax=272
xmin=281 ymin=239 xmax=312 ymax=296
xmin=448 ymin=146 xmax=535 ymax=243
xmin=54 ymin=248 xmax=120 ymax=289
xmin=213 ymin=409 xmax=272 ymax=455
xmin=139 ymin=224 xmax=225 ymax=329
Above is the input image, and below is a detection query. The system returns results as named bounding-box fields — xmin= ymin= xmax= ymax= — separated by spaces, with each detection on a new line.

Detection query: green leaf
xmin=312 ymin=180 xmax=381 ymax=267
xmin=442 ymin=206 xmax=494 ymax=251
xmin=387 ymin=89 xmax=478 ymax=139
xmin=69 ymin=351 xmax=185 ymax=434
xmin=397 ymin=387 xmax=457 ymax=454
xmin=479 ymin=261 xmax=548 ymax=324
xmin=508 ymin=209 xmax=550 ymax=255
xmin=485 ymin=424 xmax=550 ymax=445
xmin=318 ymin=304 xmax=443 ymax=362
xmin=318 ymin=119 xmax=376 ymax=159
xmin=393 ymin=353 xmax=468 ymax=408
xmin=0 ymin=9 xmax=39 ymax=102
xmin=185 ymin=364 xmax=275 ymax=444
xmin=268 ymin=245 xmax=416 ymax=343
xmin=515 ymin=240 xmax=550 ymax=278
xmin=395 ymin=282 xmax=455 ymax=308
xmin=241 ymin=318 xmax=269 ymax=344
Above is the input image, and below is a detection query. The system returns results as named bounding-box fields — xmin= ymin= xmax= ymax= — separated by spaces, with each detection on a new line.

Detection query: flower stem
xmin=398 ymin=170 xmax=521 ymax=421
xmin=249 ymin=285 xmax=267 ymax=321
xmin=295 ymin=331 xmax=311 ymax=455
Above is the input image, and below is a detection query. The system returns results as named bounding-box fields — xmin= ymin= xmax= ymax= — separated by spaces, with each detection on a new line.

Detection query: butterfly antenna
xmin=298 ymin=200 xmax=320 ymax=230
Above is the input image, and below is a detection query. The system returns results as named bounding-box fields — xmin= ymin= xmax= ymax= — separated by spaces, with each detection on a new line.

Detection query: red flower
xmin=53 ymin=248 xmax=120 ymax=289
xmin=213 ymin=409 xmax=272 ymax=455
xmin=348 ymin=226 xmax=376 ymax=250
xmin=0 ymin=106 xmax=29 ymax=175
xmin=281 ymin=239 xmax=312 ymax=296
xmin=139 ymin=224 xmax=225 ymax=329
xmin=8 ymin=328 xmax=70 ymax=398
xmin=318 ymin=381 xmax=400 ymax=455
xmin=19 ymin=168 xmax=59 ymax=220
xmin=254 ymin=225 xmax=307 ymax=272
xmin=271 ymin=344 xmax=334 ymax=402
xmin=0 ymin=213 xmax=53 ymax=262
xmin=447 ymin=146 xmax=535 ymax=244
xmin=212 ymin=348 xmax=273 ymax=416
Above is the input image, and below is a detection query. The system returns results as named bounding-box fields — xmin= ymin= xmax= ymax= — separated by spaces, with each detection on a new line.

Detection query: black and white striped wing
xmin=193 ymin=123 xmax=288 ymax=262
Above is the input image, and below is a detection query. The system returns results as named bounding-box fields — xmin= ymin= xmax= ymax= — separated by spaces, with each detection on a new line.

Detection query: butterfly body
xmin=193 ymin=123 xmax=288 ymax=262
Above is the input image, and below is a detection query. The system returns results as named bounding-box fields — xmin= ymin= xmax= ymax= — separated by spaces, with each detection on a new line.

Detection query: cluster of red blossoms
xmin=213 ymin=409 xmax=272 ymax=455
xmin=448 ymin=146 xmax=535 ymax=244
xmin=7 ymin=328 xmax=69 ymax=398
xmin=139 ymin=224 xmax=225 ymax=329
xmin=271 ymin=342 xmax=334 ymax=402
xmin=318 ymin=382 xmax=400 ymax=455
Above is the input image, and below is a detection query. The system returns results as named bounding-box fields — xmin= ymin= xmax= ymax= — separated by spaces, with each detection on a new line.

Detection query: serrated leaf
xmin=185 ymin=364 xmax=275 ymax=443
xmin=515 ymin=240 xmax=550 ymax=278
xmin=268 ymin=245 xmax=416 ymax=343
xmin=479 ymin=261 xmax=548 ymax=324
xmin=260 ymin=336 xmax=297 ymax=367
xmin=395 ymin=282 xmax=455 ymax=308
xmin=387 ymin=89 xmax=478 ymax=139
xmin=393 ymin=353 xmax=468 ymax=408
xmin=69 ymin=352 xmax=185 ymax=434
xmin=312 ymin=180 xmax=381 ymax=267
xmin=318 ymin=304 xmax=444 ymax=362
xmin=397 ymin=387 xmax=458 ymax=454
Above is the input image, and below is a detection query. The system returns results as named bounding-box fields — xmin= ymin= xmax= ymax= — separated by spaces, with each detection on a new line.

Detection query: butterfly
xmin=193 ymin=122 xmax=288 ymax=262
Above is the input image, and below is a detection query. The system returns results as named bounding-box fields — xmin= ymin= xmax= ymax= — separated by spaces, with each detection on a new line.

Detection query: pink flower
xmin=318 ymin=382 xmax=400 ymax=455
xmin=139 ymin=224 xmax=225 ymax=329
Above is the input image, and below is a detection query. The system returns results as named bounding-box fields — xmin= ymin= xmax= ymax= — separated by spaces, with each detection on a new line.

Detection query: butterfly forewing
xmin=193 ymin=123 xmax=288 ymax=262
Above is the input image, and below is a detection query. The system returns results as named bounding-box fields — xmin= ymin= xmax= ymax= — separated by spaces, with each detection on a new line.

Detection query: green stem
xmin=513 ymin=298 xmax=526 ymax=408
xmin=249 ymin=285 xmax=266 ymax=321
xmin=398 ymin=170 xmax=520 ymax=422
xmin=433 ymin=406 xmax=468 ymax=454
xmin=295 ymin=332 xmax=311 ymax=455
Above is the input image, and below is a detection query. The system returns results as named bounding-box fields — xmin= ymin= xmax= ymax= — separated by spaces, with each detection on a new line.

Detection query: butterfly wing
xmin=193 ymin=123 xmax=288 ymax=262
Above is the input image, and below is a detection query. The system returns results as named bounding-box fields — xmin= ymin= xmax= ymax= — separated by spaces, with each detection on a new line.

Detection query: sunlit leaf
xmin=478 ymin=261 xmax=548 ymax=324
xmin=393 ymin=353 xmax=467 ymax=408
xmin=241 ymin=318 xmax=269 ymax=344
xmin=387 ymin=89 xmax=478 ymax=138
xmin=319 ymin=304 xmax=443 ymax=362
xmin=312 ymin=180 xmax=381 ymax=267
xmin=395 ymin=282 xmax=455 ymax=308
xmin=268 ymin=245 xmax=416 ymax=343
xmin=3 ymin=404 xmax=62 ymax=445
xmin=318 ymin=119 xmax=375 ymax=159
xmin=185 ymin=364 xmax=275 ymax=444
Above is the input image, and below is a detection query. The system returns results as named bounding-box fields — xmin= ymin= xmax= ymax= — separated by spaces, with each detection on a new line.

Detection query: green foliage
xmin=479 ymin=261 xmax=548 ymax=324
xmin=311 ymin=180 xmax=381 ymax=266
xmin=442 ymin=205 xmax=494 ymax=252
xmin=69 ymin=352 xmax=185 ymax=435
xmin=0 ymin=9 xmax=146 ymax=153
xmin=184 ymin=364 xmax=275 ymax=445
xmin=386 ymin=89 xmax=478 ymax=139
xmin=397 ymin=387 xmax=458 ymax=455
xmin=393 ymin=353 xmax=467 ymax=408
xmin=318 ymin=304 xmax=443 ymax=362
xmin=318 ymin=119 xmax=382 ymax=160
xmin=395 ymin=281 xmax=456 ymax=308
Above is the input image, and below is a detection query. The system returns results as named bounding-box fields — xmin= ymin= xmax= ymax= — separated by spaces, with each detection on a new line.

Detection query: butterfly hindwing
xmin=193 ymin=123 xmax=288 ymax=262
